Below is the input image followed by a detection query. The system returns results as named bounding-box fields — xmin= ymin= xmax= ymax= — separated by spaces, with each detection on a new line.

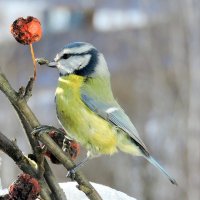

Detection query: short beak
xmin=48 ymin=61 xmax=57 ymax=68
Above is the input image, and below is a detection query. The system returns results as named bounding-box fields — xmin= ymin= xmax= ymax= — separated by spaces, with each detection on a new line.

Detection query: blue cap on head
xmin=64 ymin=42 xmax=86 ymax=49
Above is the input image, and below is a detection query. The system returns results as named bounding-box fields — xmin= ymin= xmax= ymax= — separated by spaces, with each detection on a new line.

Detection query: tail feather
xmin=146 ymin=156 xmax=178 ymax=185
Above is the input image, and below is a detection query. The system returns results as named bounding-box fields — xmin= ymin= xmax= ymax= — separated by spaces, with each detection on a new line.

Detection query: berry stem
xmin=29 ymin=44 xmax=37 ymax=80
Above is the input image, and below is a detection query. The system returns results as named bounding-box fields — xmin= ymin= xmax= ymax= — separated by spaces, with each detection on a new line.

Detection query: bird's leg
xmin=66 ymin=156 xmax=89 ymax=178
xmin=66 ymin=151 xmax=98 ymax=178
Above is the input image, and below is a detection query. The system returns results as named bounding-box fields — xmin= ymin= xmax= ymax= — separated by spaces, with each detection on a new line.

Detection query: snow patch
xmin=59 ymin=182 xmax=137 ymax=200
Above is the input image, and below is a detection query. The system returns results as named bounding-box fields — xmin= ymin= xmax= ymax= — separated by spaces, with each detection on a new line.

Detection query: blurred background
xmin=0 ymin=0 xmax=199 ymax=200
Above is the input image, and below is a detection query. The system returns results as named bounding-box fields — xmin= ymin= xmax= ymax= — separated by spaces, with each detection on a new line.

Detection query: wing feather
xmin=81 ymin=93 xmax=147 ymax=150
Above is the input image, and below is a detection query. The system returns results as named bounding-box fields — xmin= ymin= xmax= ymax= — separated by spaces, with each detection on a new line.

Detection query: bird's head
xmin=48 ymin=42 xmax=109 ymax=78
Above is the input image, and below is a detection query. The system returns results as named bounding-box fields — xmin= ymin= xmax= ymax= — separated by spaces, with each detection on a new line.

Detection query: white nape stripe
xmin=106 ymin=107 xmax=118 ymax=113
xmin=63 ymin=43 xmax=94 ymax=55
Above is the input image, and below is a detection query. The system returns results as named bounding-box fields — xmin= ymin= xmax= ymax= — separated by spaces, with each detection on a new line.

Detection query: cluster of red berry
xmin=1 ymin=173 xmax=40 ymax=200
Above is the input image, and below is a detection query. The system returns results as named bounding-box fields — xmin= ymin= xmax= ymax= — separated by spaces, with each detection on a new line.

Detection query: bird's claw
xmin=66 ymin=168 xmax=76 ymax=180
xmin=32 ymin=125 xmax=54 ymax=137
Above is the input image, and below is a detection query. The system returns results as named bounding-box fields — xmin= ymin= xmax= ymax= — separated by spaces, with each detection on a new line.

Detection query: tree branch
xmin=0 ymin=73 xmax=65 ymax=200
xmin=0 ymin=73 xmax=39 ymax=127
xmin=0 ymin=73 xmax=103 ymax=200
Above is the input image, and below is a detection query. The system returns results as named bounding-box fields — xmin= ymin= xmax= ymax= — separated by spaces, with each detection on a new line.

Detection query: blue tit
xmin=48 ymin=42 xmax=177 ymax=185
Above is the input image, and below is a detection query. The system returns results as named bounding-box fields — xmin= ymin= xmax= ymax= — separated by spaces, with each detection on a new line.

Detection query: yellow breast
xmin=55 ymin=75 xmax=118 ymax=155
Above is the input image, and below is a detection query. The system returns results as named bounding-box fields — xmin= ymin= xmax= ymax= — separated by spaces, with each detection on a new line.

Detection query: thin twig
xmin=43 ymin=160 xmax=67 ymax=200
xmin=13 ymin=104 xmax=38 ymax=149
xmin=0 ymin=73 xmax=39 ymax=127
xmin=0 ymin=131 xmax=37 ymax=176
xmin=24 ymin=77 xmax=34 ymax=101
xmin=18 ymin=86 xmax=25 ymax=99
xmin=30 ymin=44 xmax=37 ymax=80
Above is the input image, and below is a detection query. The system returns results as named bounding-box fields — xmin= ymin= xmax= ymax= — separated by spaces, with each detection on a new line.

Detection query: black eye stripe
xmin=60 ymin=54 xmax=73 ymax=59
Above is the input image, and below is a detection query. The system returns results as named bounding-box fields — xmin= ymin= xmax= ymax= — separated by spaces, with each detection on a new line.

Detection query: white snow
xmin=0 ymin=188 xmax=8 ymax=196
xmin=0 ymin=182 xmax=137 ymax=200
xmin=59 ymin=182 xmax=137 ymax=200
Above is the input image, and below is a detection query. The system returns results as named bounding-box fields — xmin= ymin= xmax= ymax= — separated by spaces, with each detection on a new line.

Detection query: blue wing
xmin=81 ymin=93 xmax=147 ymax=151
xmin=81 ymin=92 xmax=178 ymax=185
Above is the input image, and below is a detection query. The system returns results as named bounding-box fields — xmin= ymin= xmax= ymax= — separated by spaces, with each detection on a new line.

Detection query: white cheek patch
xmin=69 ymin=56 xmax=83 ymax=68
xmin=56 ymin=54 xmax=92 ymax=75
xmin=77 ymin=54 xmax=91 ymax=70
xmin=63 ymin=55 xmax=91 ymax=71
xmin=57 ymin=62 xmax=74 ymax=74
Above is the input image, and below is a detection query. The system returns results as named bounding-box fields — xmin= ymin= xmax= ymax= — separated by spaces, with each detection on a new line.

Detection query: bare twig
xmin=0 ymin=131 xmax=37 ymax=176
xmin=24 ymin=77 xmax=34 ymax=101
xmin=0 ymin=73 xmax=39 ymax=127
xmin=18 ymin=86 xmax=25 ymax=99
xmin=17 ymin=78 xmax=34 ymax=101
xmin=43 ymin=160 xmax=67 ymax=200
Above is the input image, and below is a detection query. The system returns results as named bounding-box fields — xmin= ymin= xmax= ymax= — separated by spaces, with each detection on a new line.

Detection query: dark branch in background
xmin=0 ymin=73 xmax=103 ymax=200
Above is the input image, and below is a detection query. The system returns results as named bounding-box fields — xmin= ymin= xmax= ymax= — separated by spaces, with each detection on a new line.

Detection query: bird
xmin=47 ymin=42 xmax=177 ymax=185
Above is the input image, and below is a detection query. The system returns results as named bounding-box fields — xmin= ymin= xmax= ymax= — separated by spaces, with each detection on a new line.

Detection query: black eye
xmin=61 ymin=54 xmax=71 ymax=59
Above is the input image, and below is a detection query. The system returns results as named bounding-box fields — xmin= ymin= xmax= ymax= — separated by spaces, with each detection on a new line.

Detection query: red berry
xmin=8 ymin=173 xmax=40 ymax=200
xmin=69 ymin=140 xmax=80 ymax=160
xmin=43 ymin=129 xmax=80 ymax=163
xmin=11 ymin=16 xmax=42 ymax=45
